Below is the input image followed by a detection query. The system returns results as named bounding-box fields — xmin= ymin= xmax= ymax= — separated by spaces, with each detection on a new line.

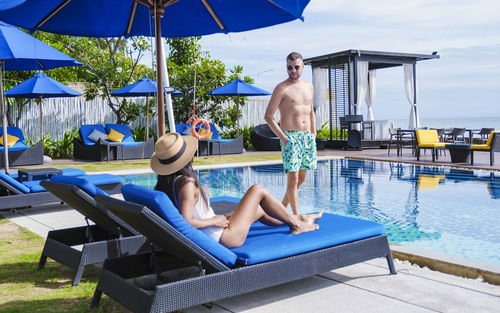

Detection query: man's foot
xmin=298 ymin=211 xmax=323 ymax=225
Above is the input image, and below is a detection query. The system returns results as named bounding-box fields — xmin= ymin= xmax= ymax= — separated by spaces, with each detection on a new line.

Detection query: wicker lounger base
xmin=91 ymin=235 xmax=395 ymax=312
xmin=38 ymin=225 xmax=149 ymax=286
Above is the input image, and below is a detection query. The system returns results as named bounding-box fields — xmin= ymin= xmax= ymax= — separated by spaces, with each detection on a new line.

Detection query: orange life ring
xmin=191 ymin=118 xmax=211 ymax=139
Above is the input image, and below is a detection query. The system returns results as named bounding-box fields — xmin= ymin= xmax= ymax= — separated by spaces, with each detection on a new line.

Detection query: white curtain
xmin=365 ymin=69 xmax=376 ymax=121
xmin=355 ymin=61 xmax=369 ymax=115
xmin=312 ymin=67 xmax=328 ymax=128
xmin=404 ymin=63 xmax=419 ymax=129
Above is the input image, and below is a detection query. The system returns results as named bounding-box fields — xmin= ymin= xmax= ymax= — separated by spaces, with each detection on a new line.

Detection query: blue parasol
xmin=111 ymin=77 xmax=182 ymax=139
xmin=0 ymin=0 xmax=310 ymax=136
xmin=208 ymin=79 xmax=270 ymax=136
xmin=0 ymin=20 xmax=82 ymax=173
xmin=4 ymin=72 xmax=82 ymax=140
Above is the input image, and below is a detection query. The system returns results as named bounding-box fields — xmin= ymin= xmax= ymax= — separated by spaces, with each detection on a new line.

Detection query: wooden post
xmin=153 ymin=2 xmax=166 ymax=136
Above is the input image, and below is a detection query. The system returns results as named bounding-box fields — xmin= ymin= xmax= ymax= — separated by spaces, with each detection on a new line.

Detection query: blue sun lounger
xmin=0 ymin=170 xmax=122 ymax=210
xmin=91 ymin=184 xmax=396 ymax=313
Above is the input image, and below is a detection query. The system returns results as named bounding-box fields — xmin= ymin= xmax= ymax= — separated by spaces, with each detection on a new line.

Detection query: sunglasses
xmin=287 ymin=65 xmax=301 ymax=71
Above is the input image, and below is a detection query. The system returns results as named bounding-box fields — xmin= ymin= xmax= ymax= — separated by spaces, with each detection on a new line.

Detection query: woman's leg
xmin=219 ymin=184 xmax=320 ymax=248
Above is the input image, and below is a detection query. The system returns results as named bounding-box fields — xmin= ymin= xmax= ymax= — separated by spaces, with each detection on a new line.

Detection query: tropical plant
xmin=316 ymin=121 xmax=345 ymax=139
xmin=50 ymin=128 xmax=79 ymax=159
xmin=131 ymin=125 xmax=157 ymax=143
xmin=220 ymin=125 xmax=255 ymax=151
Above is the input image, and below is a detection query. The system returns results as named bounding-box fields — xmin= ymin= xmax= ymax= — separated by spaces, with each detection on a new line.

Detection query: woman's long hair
xmin=155 ymin=162 xmax=208 ymax=207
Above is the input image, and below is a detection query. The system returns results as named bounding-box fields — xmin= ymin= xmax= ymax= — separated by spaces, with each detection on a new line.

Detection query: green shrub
xmin=316 ymin=121 xmax=345 ymax=139
xmin=220 ymin=125 xmax=255 ymax=151
xmin=131 ymin=125 xmax=157 ymax=142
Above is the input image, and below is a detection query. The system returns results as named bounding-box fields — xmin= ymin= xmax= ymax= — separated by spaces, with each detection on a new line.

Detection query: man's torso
xmin=278 ymin=80 xmax=313 ymax=132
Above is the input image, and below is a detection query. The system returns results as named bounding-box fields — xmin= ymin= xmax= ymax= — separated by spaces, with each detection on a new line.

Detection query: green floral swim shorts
xmin=280 ymin=130 xmax=317 ymax=172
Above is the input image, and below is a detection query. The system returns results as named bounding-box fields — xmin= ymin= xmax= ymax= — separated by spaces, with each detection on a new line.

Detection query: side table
xmin=445 ymin=144 xmax=471 ymax=163
xmin=18 ymin=168 xmax=62 ymax=182
xmin=105 ymin=143 xmax=125 ymax=162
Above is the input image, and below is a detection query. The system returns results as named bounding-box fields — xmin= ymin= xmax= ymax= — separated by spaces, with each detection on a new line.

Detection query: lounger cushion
xmin=21 ymin=180 xmax=46 ymax=193
xmin=60 ymin=168 xmax=86 ymax=177
xmin=80 ymin=124 xmax=107 ymax=146
xmin=0 ymin=171 xmax=30 ymax=193
xmin=106 ymin=129 xmax=125 ymax=143
xmin=50 ymin=175 xmax=109 ymax=197
xmin=78 ymin=174 xmax=123 ymax=186
xmin=121 ymin=184 xmax=238 ymax=266
xmin=87 ymin=128 xmax=108 ymax=143
xmin=232 ymin=214 xmax=385 ymax=265
xmin=105 ymin=124 xmax=136 ymax=143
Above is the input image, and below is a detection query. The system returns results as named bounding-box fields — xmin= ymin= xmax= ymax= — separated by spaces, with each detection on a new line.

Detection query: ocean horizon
xmin=391 ymin=116 xmax=500 ymax=130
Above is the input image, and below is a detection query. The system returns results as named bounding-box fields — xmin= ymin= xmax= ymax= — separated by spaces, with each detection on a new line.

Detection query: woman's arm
xmin=177 ymin=180 xmax=228 ymax=229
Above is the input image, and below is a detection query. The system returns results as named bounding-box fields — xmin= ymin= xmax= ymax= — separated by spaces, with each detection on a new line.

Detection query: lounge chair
xmin=250 ymin=124 xmax=281 ymax=151
xmin=105 ymin=124 xmax=154 ymax=159
xmin=415 ymin=129 xmax=446 ymax=162
xmin=0 ymin=170 xmax=122 ymax=210
xmin=176 ymin=123 xmax=243 ymax=155
xmin=90 ymin=184 xmax=396 ymax=313
xmin=38 ymin=176 xmax=149 ymax=286
xmin=470 ymin=131 xmax=500 ymax=165
xmin=0 ymin=126 xmax=43 ymax=167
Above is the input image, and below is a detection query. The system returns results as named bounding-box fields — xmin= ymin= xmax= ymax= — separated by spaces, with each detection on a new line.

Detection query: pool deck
xmin=2 ymin=148 xmax=500 ymax=312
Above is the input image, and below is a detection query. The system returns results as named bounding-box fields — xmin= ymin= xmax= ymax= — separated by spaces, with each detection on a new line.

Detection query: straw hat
xmin=150 ymin=133 xmax=198 ymax=175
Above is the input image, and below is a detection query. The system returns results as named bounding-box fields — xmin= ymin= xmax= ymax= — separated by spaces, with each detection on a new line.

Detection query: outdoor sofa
xmin=73 ymin=124 xmax=154 ymax=161
xmin=0 ymin=169 xmax=122 ymax=210
xmin=38 ymin=176 xmax=149 ymax=286
xmin=470 ymin=131 xmax=500 ymax=165
xmin=250 ymin=123 xmax=281 ymax=151
xmin=0 ymin=126 xmax=43 ymax=167
xmin=175 ymin=123 xmax=244 ymax=155
xmin=90 ymin=184 xmax=396 ymax=313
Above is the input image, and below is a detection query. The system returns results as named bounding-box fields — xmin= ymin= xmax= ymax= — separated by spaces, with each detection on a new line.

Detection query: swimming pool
xmin=123 ymin=159 xmax=500 ymax=265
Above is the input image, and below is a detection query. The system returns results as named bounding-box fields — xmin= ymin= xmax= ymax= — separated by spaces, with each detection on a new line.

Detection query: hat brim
xmin=150 ymin=135 xmax=198 ymax=175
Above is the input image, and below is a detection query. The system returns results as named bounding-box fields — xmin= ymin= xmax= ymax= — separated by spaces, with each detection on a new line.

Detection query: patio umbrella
xmin=111 ymin=77 xmax=181 ymax=140
xmin=4 ymin=72 xmax=82 ymax=140
xmin=0 ymin=0 xmax=310 ymax=136
xmin=0 ymin=20 xmax=82 ymax=173
xmin=207 ymin=79 xmax=270 ymax=136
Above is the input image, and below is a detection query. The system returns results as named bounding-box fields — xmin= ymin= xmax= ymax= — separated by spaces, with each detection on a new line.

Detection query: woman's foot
xmin=289 ymin=220 xmax=319 ymax=234
xmin=298 ymin=211 xmax=323 ymax=225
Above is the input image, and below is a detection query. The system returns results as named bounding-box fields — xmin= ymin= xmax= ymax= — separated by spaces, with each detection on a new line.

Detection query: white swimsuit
xmin=192 ymin=192 xmax=224 ymax=242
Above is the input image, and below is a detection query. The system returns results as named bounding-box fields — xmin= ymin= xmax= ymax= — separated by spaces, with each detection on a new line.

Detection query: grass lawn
xmin=0 ymin=216 xmax=131 ymax=313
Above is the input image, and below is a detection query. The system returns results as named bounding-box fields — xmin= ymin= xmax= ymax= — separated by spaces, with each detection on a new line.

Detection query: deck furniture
xmin=470 ymin=131 xmax=500 ymax=165
xmin=250 ymin=124 xmax=281 ymax=151
xmin=0 ymin=170 xmax=122 ymax=210
xmin=176 ymin=123 xmax=244 ymax=155
xmin=105 ymin=124 xmax=154 ymax=159
xmin=472 ymin=128 xmax=495 ymax=144
xmin=445 ymin=144 xmax=471 ymax=163
xmin=17 ymin=168 xmax=62 ymax=182
xmin=0 ymin=126 xmax=43 ymax=167
xmin=38 ymin=178 xmax=149 ymax=286
xmin=397 ymin=129 xmax=416 ymax=156
xmin=415 ymin=129 xmax=446 ymax=162
xmin=444 ymin=128 xmax=467 ymax=143
xmin=90 ymin=184 xmax=396 ymax=313
xmin=387 ymin=128 xmax=399 ymax=154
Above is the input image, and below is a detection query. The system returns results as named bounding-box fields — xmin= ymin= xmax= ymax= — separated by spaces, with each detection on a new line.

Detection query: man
xmin=265 ymin=52 xmax=317 ymax=214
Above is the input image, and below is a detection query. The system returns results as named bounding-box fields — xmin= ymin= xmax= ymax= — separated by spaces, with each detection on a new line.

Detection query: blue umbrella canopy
xmin=208 ymin=79 xmax=270 ymax=136
xmin=0 ymin=20 xmax=82 ymax=173
xmin=207 ymin=79 xmax=270 ymax=96
xmin=4 ymin=72 xmax=81 ymax=140
xmin=0 ymin=0 xmax=310 ymax=136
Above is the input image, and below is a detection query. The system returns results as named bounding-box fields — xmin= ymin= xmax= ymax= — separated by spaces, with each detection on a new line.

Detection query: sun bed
xmin=175 ymin=123 xmax=244 ymax=155
xmin=90 ymin=184 xmax=396 ymax=312
xmin=0 ymin=170 xmax=122 ymax=210
xmin=105 ymin=124 xmax=154 ymax=159
xmin=250 ymin=123 xmax=281 ymax=151
xmin=38 ymin=177 xmax=150 ymax=286
xmin=0 ymin=126 xmax=43 ymax=167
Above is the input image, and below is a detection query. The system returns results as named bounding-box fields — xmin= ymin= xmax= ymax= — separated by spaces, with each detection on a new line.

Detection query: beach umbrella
xmin=0 ymin=0 xmax=310 ymax=136
xmin=4 ymin=72 xmax=82 ymax=140
xmin=0 ymin=20 xmax=82 ymax=173
xmin=207 ymin=79 xmax=270 ymax=136
xmin=111 ymin=77 xmax=182 ymax=140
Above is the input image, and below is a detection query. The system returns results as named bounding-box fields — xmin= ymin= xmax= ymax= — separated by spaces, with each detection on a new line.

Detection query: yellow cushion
xmin=0 ymin=134 xmax=19 ymax=147
xmin=419 ymin=143 xmax=446 ymax=148
xmin=471 ymin=144 xmax=490 ymax=150
xmin=205 ymin=131 xmax=213 ymax=139
xmin=198 ymin=128 xmax=207 ymax=135
xmin=483 ymin=131 xmax=500 ymax=147
xmin=416 ymin=129 xmax=440 ymax=145
xmin=106 ymin=128 xmax=125 ymax=142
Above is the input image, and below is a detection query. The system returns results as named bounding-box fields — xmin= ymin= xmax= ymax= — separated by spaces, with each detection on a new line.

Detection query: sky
xmin=197 ymin=0 xmax=500 ymax=121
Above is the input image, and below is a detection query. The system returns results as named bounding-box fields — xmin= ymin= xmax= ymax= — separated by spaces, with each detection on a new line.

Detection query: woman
xmin=151 ymin=133 xmax=322 ymax=248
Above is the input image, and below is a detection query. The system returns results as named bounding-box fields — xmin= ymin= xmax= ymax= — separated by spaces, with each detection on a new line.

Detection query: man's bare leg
xmin=282 ymin=170 xmax=307 ymax=214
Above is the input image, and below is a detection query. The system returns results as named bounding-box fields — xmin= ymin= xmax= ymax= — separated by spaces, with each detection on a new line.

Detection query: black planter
xmin=316 ymin=138 xmax=327 ymax=150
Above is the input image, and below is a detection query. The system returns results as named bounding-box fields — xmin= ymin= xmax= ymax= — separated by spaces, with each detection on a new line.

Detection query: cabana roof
xmin=304 ymin=49 xmax=439 ymax=70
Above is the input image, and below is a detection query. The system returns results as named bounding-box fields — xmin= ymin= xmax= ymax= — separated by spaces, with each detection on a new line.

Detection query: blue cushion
xmin=21 ymin=180 xmax=46 ymax=193
xmin=0 ymin=144 xmax=29 ymax=152
xmin=79 ymin=124 xmax=107 ymax=146
xmin=121 ymin=184 xmax=238 ymax=267
xmin=105 ymin=124 xmax=135 ymax=143
xmin=50 ymin=175 xmax=108 ymax=197
xmin=76 ymin=173 xmax=123 ymax=186
xmin=0 ymin=171 xmax=30 ymax=193
xmin=60 ymin=168 xmax=86 ymax=176
xmin=231 ymin=213 xmax=385 ymax=265
xmin=210 ymin=196 xmax=240 ymax=204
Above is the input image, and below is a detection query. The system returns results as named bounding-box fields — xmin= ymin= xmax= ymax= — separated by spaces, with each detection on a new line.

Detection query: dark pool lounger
xmin=38 ymin=177 xmax=149 ymax=286
xmin=90 ymin=184 xmax=396 ymax=313
xmin=0 ymin=171 xmax=123 ymax=210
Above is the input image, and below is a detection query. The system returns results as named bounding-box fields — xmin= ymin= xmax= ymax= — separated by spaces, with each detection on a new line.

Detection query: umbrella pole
xmin=0 ymin=61 xmax=10 ymax=173
xmin=146 ymin=95 xmax=149 ymax=140
xmin=237 ymin=96 xmax=240 ymax=137
xmin=153 ymin=3 xmax=166 ymax=136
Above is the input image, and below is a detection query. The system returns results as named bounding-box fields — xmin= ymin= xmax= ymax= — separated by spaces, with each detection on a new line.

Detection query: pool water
xmin=123 ymin=159 xmax=500 ymax=265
